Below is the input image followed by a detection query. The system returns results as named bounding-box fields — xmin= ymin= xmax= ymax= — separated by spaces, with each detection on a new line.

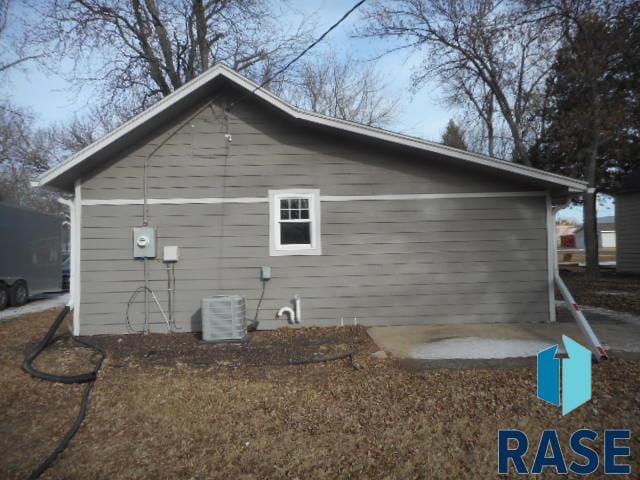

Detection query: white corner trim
xmin=269 ymin=189 xmax=322 ymax=256
xmin=73 ymin=180 xmax=82 ymax=336
xmin=546 ymin=193 xmax=557 ymax=323
xmin=37 ymin=64 xmax=587 ymax=192
xmin=80 ymin=191 xmax=547 ymax=206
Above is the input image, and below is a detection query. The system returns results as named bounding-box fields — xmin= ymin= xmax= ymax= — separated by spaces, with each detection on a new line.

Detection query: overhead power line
xmin=226 ymin=0 xmax=368 ymax=111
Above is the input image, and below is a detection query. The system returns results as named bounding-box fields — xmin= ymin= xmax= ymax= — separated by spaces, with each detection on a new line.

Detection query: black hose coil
xmin=22 ymin=306 xmax=106 ymax=480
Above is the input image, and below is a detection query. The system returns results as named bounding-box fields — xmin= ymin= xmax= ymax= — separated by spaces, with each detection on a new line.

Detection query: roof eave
xmin=36 ymin=63 xmax=589 ymax=193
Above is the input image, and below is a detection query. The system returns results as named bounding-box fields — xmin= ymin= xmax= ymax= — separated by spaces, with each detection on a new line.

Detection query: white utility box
xmin=163 ymin=245 xmax=179 ymax=262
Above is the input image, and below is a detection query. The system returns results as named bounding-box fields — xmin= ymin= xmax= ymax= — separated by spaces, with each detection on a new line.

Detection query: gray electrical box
xmin=133 ymin=226 xmax=156 ymax=258
xmin=260 ymin=266 xmax=271 ymax=281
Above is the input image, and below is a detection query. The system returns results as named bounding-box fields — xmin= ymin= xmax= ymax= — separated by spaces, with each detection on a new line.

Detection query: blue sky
xmin=4 ymin=0 xmax=612 ymax=222
xmin=6 ymin=0 xmax=451 ymax=137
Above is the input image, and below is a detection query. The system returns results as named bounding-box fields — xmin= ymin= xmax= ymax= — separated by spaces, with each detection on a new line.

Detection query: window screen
xmin=280 ymin=198 xmax=311 ymax=244
xmin=269 ymin=189 xmax=321 ymax=256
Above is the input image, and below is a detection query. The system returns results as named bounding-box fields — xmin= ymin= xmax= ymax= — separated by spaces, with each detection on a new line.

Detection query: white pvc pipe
xmin=277 ymin=306 xmax=295 ymax=324
xmin=294 ymin=295 xmax=302 ymax=324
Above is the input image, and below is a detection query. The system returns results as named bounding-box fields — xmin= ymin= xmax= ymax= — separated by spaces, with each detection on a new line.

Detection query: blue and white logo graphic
xmin=537 ymin=335 xmax=591 ymax=415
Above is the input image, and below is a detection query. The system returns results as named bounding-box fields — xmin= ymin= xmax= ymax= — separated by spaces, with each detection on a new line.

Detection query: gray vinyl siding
xmin=79 ymin=196 xmax=549 ymax=335
xmin=77 ymin=90 xmax=551 ymax=335
xmin=81 ymin=95 xmax=537 ymax=201
xmin=616 ymin=193 xmax=640 ymax=273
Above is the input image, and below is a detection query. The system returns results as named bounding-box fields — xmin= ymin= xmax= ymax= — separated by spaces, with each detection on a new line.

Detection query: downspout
xmin=551 ymin=194 xmax=608 ymax=361
xmin=552 ymin=197 xmax=572 ymax=238
xmin=551 ymin=195 xmax=572 ymax=277
xmin=58 ymin=198 xmax=76 ymax=331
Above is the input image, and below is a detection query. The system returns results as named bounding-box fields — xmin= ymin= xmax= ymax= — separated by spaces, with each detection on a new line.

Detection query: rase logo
xmin=498 ymin=336 xmax=632 ymax=475
xmin=537 ymin=335 xmax=591 ymax=416
xmin=498 ymin=429 xmax=632 ymax=475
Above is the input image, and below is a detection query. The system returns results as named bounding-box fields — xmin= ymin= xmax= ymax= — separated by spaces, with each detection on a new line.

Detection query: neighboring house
xmin=34 ymin=64 xmax=587 ymax=335
xmin=616 ymin=169 xmax=640 ymax=273
xmin=574 ymin=216 xmax=616 ymax=249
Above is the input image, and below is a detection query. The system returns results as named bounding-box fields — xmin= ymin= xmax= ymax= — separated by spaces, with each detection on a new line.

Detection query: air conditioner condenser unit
xmin=201 ymin=295 xmax=247 ymax=342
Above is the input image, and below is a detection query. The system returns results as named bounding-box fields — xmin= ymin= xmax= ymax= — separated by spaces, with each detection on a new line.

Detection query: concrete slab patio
xmin=368 ymin=305 xmax=640 ymax=367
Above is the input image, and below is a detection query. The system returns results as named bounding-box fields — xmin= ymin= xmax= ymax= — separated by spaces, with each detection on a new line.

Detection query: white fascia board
xmin=37 ymin=64 xmax=588 ymax=192
xmin=221 ymin=69 xmax=587 ymax=192
xmin=37 ymin=65 xmax=233 ymax=187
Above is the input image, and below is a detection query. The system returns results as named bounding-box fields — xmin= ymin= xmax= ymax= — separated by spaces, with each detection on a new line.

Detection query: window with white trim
xmin=269 ymin=189 xmax=321 ymax=256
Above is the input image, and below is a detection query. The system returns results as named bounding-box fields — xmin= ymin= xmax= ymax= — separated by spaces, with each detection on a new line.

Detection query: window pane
xmin=281 ymin=209 xmax=290 ymax=220
xmin=281 ymin=222 xmax=311 ymax=244
xmin=300 ymin=209 xmax=309 ymax=219
xmin=280 ymin=199 xmax=289 ymax=209
xmin=291 ymin=209 xmax=299 ymax=219
xmin=300 ymin=198 xmax=309 ymax=209
xmin=290 ymin=199 xmax=299 ymax=209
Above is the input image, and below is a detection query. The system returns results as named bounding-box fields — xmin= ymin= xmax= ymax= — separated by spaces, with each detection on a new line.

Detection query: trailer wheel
xmin=0 ymin=285 xmax=8 ymax=310
xmin=9 ymin=280 xmax=29 ymax=307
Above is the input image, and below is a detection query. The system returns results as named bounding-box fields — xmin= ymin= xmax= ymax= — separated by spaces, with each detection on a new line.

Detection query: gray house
xmin=616 ymin=169 xmax=640 ymax=273
xmin=35 ymin=65 xmax=587 ymax=335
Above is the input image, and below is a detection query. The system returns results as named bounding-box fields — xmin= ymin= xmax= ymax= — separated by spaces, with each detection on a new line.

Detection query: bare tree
xmin=54 ymin=105 xmax=136 ymax=153
xmin=358 ymin=0 xmax=559 ymax=165
xmin=442 ymin=70 xmax=497 ymax=156
xmin=277 ymin=54 xmax=401 ymax=127
xmin=27 ymin=0 xmax=312 ymax=112
xmin=0 ymin=0 xmax=42 ymax=74
xmin=0 ymin=100 xmax=130 ymax=211
xmin=0 ymin=103 xmax=62 ymax=212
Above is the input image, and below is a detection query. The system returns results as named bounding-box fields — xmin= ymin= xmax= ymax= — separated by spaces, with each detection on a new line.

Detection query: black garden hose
xmin=22 ymin=306 xmax=106 ymax=480
xmin=22 ymin=307 xmax=355 ymax=479
xmin=249 ymin=351 xmax=359 ymax=369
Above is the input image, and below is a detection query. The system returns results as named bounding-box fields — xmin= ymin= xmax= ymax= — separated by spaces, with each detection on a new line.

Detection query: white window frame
xmin=269 ymin=189 xmax=321 ymax=256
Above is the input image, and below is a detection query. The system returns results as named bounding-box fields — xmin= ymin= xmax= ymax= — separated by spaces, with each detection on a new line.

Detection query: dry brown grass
xmin=561 ymin=269 xmax=640 ymax=315
xmin=1 ymin=308 xmax=639 ymax=479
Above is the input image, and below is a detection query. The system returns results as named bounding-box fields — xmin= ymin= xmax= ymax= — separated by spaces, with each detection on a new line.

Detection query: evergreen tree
xmin=532 ymin=5 xmax=640 ymax=276
xmin=441 ymin=119 xmax=468 ymax=151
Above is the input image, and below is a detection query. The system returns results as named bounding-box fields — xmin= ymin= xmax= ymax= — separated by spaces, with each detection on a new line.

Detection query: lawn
xmin=560 ymin=268 xmax=640 ymax=315
xmin=1 ymin=308 xmax=639 ymax=479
